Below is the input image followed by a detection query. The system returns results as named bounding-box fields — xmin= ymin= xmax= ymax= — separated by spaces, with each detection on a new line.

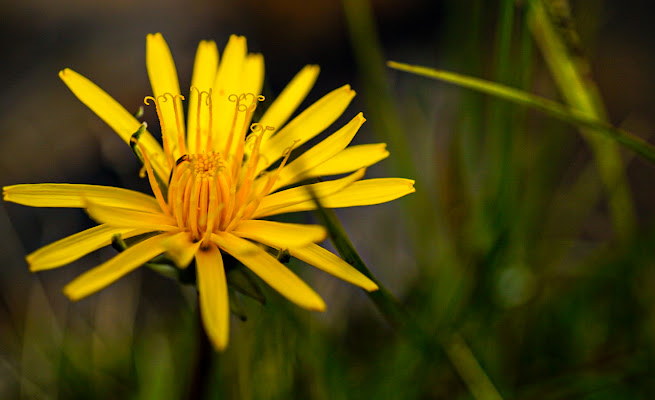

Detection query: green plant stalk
xmin=386 ymin=61 xmax=655 ymax=166
xmin=527 ymin=0 xmax=635 ymax=241
xmin=485 ymin=0 xmax=521 ymax=269
xmin=445 ymin=333 xmax=505 ymax=400
xmin=489 ymin=0 xmax=516 ymax=208
xmin=341 ymin=0 xmax=413 ymax=180
xmin=314 ymin=204 xmax=504 ymax=400
xmin=342 ymin=0 xmax=464 ymax=332
xmin=341 ymin=0 xmax=504 ymax=397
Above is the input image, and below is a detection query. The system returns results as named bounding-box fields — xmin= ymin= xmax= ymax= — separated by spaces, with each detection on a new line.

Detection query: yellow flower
xmin=3 ymin=33 xmax=414 ymax=350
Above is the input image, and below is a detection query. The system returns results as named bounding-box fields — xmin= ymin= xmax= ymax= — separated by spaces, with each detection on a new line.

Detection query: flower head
xmin=3 ymin=33 xmax=414 ymax=350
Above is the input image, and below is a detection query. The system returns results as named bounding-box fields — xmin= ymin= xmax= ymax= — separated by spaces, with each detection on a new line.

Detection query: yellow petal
xmin=3 ymin=184 xmax=162 ymax=213
xmin=59 ymin=68 xmax=167 ymax=179
xmin=63 ymin=233 xmax=171 ymax=301
xmin=257 ymin=64 xmax=320 ymax=144
xmin=272 ymin=113 xmax=365 ymax=191
xmin=85 ymin=201 xmax=177 ymax=231
xmin=147 ymin=33 xmax=182 ymax=98
xmin=307 ymin=143 xmax=389 ymax=177
xmin=260 ymin=178 xmax=415 ymax=216
xmin=188 ymin=40 xmax=219 ymax=154
xmin=235 ymin=53 xmax=266 ymax=149
xmin=211 ymin=232 xmax=325 ymax=311
xmin=146 ymin=33 xmax=185 ymax=160
xmin=161 ymin=231 xmax=202 ymax=268
xmin=257 ymin=84 xmax=356 ymax=174
xmin=253 ymin=169 xmax=366 ymax=218
xmin=232 ymin=220 xmax=326 ymax=249
xmin=212 ymin=35 xmax=247 ymax=154
xmin=195 ymin=243 xmax=229 ymax=350
xmin=222 ymin=53 xmax=265 ymax=157
xmin=27 ymin=225 xmax=150 ymax=272
xmin=288 ymin=244 xmax=378 ymax=291
xmin=242 ymin=53 xmax=264 ymax=98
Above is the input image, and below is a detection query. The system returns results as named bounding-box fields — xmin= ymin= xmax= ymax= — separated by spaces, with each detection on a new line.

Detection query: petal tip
xmin=340 ymin=84 xmax=354 ymax=94
xmin=62 ymin=285 xmax=82 ymax=302
xmin=316 ymin=227 xmax=328 ymax=242
xmin=312 ymin=299 xmax=327 ymax=312
xmin=306 ymin=64 xmax=320 ymax=73
xmin=227 ymin=34 xmax=246 ymax=44
xmin=25 ymin=256 xmax=40 ymax=272
xmin=214 ymin=340 xmax=228 ymax=352
xmin=206 ymin=326 xmax=229 ymax=351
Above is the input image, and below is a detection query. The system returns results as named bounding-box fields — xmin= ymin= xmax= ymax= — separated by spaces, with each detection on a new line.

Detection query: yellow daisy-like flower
xmin=3 ymin=33 xmax=414 ymax=350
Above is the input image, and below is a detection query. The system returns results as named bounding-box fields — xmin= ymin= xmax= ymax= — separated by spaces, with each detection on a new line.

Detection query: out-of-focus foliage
xmin=2 ymin=0 xmax=655 ymax=398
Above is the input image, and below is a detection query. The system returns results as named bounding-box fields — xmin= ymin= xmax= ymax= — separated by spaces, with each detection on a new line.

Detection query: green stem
xmin=186 ymin=298 xmax=213 ymax=400
xmin=314 ymin=206 xmax=504 ymax=400
xmin=526 ymin=0 xmax=634 ymax=241
xmin=387 ymin=61 xmax=655 ymax=166
xmin=443 ymin=333 xmax=504 ymax=400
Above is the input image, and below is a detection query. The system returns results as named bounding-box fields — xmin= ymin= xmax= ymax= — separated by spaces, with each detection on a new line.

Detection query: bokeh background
xmin=2 ymin=0 xmax=655 ymax=398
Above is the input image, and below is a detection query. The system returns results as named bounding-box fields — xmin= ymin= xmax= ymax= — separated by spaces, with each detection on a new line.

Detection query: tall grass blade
xmin=386 ymin=61 xmax=655 ymax=167
xmin=526 ymin=0 xmax=635 ymax=241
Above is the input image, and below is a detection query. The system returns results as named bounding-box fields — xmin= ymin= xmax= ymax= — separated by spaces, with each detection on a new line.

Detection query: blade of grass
xmin=488 ymin=0 xmax=517 ymax=210
xmin=341 ymin=0 xmax=413 ymax=180
xmin=386 ymin=61 xmax=655 ymax=167
xmin=313 ymin=200 xmax=504 ymax=400
xmin=343 ymin=0 xmax=468 ymax=333
xmin=527 ymin=0 xmax=634 ymax=241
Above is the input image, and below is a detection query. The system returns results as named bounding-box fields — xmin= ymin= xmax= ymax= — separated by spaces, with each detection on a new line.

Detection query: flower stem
xmin=186 ymin=299 xmax=213 ymax=400
xmin=314 ymin=206 xmax=504 ymax=400
xmin=443 ymin=333 xmax=504 ymax=400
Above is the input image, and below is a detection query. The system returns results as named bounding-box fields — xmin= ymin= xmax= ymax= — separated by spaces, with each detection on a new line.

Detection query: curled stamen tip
xmin=162 ymin=92 xmax=185 ymax=101
xmin=282 ymin=139 xmax=301 ymax=154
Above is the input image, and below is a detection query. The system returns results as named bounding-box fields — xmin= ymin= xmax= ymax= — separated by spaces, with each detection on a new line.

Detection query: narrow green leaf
xmin=387 ymin=61 xmax=655 ymax=165
xmin=310 ymin=185 xmax=504 ymax=400
xmin=527 ymin=0 xmax=634 ymax=240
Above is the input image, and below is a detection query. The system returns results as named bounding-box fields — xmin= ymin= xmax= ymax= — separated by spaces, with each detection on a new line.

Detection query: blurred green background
xmin=2 ymin=0 xmax=655 ymax=398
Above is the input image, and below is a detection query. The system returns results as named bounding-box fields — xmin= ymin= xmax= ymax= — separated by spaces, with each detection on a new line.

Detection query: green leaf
xmin=526 ymin=0 xmax=634 ymax=241
xmin=386 ymin=61 xmax=655 ymax=166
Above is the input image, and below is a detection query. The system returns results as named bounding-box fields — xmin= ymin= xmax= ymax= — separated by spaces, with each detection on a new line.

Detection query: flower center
xmin=168 ymin=152 xmax=229 ymax=242
xmin=138 ymin=87 xmax=291 ymax=245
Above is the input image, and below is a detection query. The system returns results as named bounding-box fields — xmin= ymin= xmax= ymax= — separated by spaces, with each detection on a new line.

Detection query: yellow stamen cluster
xmin=141 ymin=88 xmax=291 ymax=245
